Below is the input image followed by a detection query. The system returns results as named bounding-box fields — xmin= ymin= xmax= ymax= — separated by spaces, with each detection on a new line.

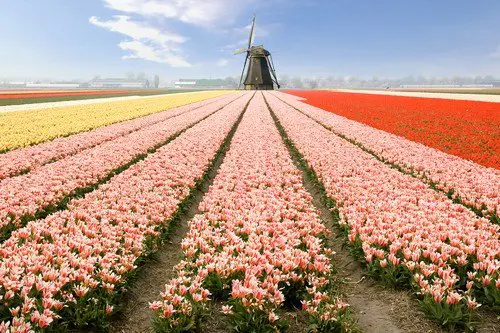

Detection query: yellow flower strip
xmin=0 ymin=91 xmax=233 ymax=152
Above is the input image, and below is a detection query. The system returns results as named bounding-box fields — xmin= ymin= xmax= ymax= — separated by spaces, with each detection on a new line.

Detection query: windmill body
xmin=243 ymin=46 xmax=274 ymax=90
xmin=235 ymin=16 xmax=280 ymax=90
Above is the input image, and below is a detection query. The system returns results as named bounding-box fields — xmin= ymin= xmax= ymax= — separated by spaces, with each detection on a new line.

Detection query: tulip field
xmin=0 ymin=90 xmax=133 ymax=100
xmin=0 ymin=90 xmax=498 ymax=332
xmin=0 ymin=90 xmax=229 ymax=152
xmin=0 ymin=90 xmax=195 ymax=107
xmin=285 ymin=90 xmax=500 ymax=169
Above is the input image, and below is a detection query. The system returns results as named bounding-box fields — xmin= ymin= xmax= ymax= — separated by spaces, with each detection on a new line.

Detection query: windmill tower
xmin=235 ymin=15 xmax=280 ymax=90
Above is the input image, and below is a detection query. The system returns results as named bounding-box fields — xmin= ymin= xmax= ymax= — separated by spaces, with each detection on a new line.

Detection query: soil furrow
xmin=270 ymin=92 xmax=497 ymax=224
xmin=2 ymin=97 xmax=243 ymax=243
xmin=264 ymin=92 xmax=444 ymax=333
xmin=102 ymin=93 xmax=255 ymax=333
xmin=4 ymin=93 xmax=240 ymax=180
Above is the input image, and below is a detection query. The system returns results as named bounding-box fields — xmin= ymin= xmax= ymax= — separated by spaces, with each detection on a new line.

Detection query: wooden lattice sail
xmin=235 ymin=15 xmax=280 ymax=90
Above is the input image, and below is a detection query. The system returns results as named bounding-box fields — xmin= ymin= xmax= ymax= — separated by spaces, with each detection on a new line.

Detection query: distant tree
xmin=136 ymin=72 xmax=146 ymax=80
xmin=430 ymin=77 xmax=438 ymax=85
xmin=278 ymin=74 xmax=290 ymax=88
xmin=154 ymin=75 xmax=160 ymax=88
xmin=224 ymin=76 xmax=238 ymax=88
xmin=416 ymin=76 xmax=427 ymax=85
xmin=291 ymin=77 xmax=304 ymax=89
xmin=317 ymin=76 xmax=327 ymax=88
xmin=308 ymin=79 xmax=319 ymax=89
xmin=484 ymin=75 xmax=495 ymax=83
xmin=474 ymin=76 xmax=484 ymax=84
xmin=145 ymin=79 xmax=150 ymax=89
xmin=402 ymin=76 xmax=415 ymax=84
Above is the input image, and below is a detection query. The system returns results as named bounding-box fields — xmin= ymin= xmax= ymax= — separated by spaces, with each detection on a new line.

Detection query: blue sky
xmin=1 ymin=0 xmax=499 ymax=81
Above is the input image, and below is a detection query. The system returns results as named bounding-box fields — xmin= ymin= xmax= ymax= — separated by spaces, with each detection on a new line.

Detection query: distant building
xmin=89 ymin=78 xmax=145 ymax=89
xmin=172 ymin=78 xmax=236 ymax=89
xmin=173 ymin=79 xmax=197 ymax=88
xmin=0 ymin=81 xmax=27 ymax=88
xmin=26 ymin=83 xmax=80 ymax=89
xmin=0 ymin=81 xmax=82 ymax=89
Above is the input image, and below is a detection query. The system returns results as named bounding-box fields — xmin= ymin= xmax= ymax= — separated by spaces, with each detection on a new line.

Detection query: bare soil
xmin=289 ymin=141 xmax=444 ymax=333
xmin=108 ymin=220 xmax=188 ymax=333
xmin=100 ymin=94 xmax=252 ymax=333
xmin=267 ymin=95 xmax=500 ymax=333
xmin=80 ymin=93 xmax=499 ymax=333
xmin=266 ymin=98 xmax=449 ymax=333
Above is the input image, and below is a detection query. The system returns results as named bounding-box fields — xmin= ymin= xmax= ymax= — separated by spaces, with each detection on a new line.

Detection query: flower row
xmin=0 ymin=90 xmax=231 ymax=152
xmin=0 ymin=89 xmax=131 ymax=100
xmin=274 ymin=92 xmax=499 ymax=220
xmin=0 ymin=93 xmax=236 ymax=180
xmin=266 ymin=92 xmax=499 ymax=328
xmin=283 ymin=90 xmax=500 ymax=169
xmin=0 ymin=94 xmax=242 ymax=237
xmin=150 ymin=93 xmax=349 ymax=333
xmin=0 ymin=92 xmax=251 ymax=332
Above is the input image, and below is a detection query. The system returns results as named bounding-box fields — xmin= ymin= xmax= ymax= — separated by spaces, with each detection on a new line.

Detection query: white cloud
xmin=101 ymin=0 xmax=254 ymax=27
xmin=90 ymin=15 xmax=191 ymax=67
xmin=90 ymin=15 xmax=186 ymax=43
xmin=233 ymin=23 xmax=269 ymax=38
xmin=119 ymin=40 xmax=191 ymax=67
xmin=91 ymin=0 xmax=272 ymax=66
xmin=220 ymin=39 xmax=248 ymax=52
xmin=216 ymin=58 xmax=229 ymax=67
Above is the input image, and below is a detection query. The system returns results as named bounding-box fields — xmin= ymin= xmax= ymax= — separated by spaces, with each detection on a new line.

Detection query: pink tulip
xmin=266 ymin=92 xmax=498 ymax=312
xmin=272 ymin=91 xmax=499 ymax=217
xmin=0 ymin=93 xmax=253 ymax=330
xmin=150 ymin=93 xmax=348 ymax=330
xmin=0 ymin=94 xmax=238 ymax=181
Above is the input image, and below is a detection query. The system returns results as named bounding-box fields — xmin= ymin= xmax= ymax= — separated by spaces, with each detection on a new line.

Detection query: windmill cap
xmin=249 ymin=46 xmax=271 ymax=56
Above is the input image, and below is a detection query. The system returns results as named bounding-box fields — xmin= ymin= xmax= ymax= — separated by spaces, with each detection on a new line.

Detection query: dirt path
xmin=270 ymin=94 xmax=500 ymax=333
xmin=99 ymin=95 xmax=254 ymax=333
xmin=266 ymin=95 xmax=446 ymax=333
xmin=81 ymin=91 xmax=498 ymax=333
xmin=107 ymin=213 xmax=189 ymax=333
xmin=107 ymin=173 xmax=231 ymax=333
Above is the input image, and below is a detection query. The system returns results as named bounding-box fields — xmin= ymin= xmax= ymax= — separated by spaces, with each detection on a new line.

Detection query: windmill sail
xmin=248 ymin=15 xmax=256 ymax=49
xmin=234 ymin=48 xmax=247 ymax=55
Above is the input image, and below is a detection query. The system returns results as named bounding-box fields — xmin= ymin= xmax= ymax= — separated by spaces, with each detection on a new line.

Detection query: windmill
xmin=235 ymin=15 xmax=280 ymax=90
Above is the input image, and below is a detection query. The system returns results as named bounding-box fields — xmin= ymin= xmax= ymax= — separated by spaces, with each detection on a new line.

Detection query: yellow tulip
xmin=0 ymin=91 xmax=233 ymax=152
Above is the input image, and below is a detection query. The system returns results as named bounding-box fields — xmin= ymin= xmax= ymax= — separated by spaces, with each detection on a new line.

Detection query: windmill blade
xmin=238 ymin=54 xmax=249 ymax=89
xmin=234 ymin=48 xmax=248 ymax=55
xmin=247 ymin=15 xmax=256 ymax=49
xmin=267 ymin=54 xmax=280 ymax=88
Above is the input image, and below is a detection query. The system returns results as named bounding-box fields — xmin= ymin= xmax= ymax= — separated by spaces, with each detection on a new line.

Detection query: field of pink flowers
xmin=0 ymin=94 xmax=243 ymax=239
xmin=272 ymin=92 xmax=500 ymax=223
xmin=150 ymin=93 xmax=351 ymax=332
xmin=0 ymin=93 xmax=251 ymax=331
xmin=0 ymin=91 xmax=498 ymax=332
xmin=266 ymin=92 xmax=499 ymax=329
xmin=0 ymin=94 xmax=235 ymax=181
